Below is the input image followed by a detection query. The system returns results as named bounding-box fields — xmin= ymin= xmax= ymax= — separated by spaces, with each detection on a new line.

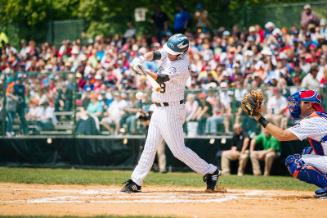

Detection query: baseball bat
xmin=146 ymin=74 xmax=161 ymax=92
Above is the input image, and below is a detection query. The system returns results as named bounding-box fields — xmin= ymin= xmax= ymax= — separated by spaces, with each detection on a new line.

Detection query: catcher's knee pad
xmin=285 ymin=154 xmax=327 ymax=188
xmin=285 ymin=154 xmax=303 ymax=176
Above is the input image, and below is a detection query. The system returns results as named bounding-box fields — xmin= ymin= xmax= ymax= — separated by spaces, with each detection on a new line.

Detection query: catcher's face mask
xmin=288 ymin=90 xmax=323 ymax=119
xmin=288 ymin=92 xmax=301 ymax=119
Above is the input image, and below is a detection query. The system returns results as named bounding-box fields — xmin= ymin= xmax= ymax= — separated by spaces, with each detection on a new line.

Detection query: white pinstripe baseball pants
xmin=131 ymin=104 xmax=217 ymax=186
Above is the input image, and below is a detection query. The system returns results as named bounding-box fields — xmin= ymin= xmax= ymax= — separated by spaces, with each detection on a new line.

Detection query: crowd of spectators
xmin=0 ymin=4 xmax=326 ymax=136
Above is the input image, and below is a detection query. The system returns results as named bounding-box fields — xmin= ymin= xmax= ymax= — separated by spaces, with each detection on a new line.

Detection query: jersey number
xmin=159 ymin=83 xmax=166 ymax=93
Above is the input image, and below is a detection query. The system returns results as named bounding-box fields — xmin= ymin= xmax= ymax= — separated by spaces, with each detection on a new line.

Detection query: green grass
xmin=0 ymin=167 xmax=315 ymax=191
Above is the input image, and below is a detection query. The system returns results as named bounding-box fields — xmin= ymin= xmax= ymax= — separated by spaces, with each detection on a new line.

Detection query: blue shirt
xmin=174 ymin=10 xmax=191 ymax=30
xmin=87 ymin=101 xmax=103 ymax=114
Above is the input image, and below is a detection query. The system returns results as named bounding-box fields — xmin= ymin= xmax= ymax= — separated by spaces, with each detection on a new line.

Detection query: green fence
xmin=47 ymin=20 xmax=85 ymax=47
xmin=211 ymin=1 xmax=327 ymax=29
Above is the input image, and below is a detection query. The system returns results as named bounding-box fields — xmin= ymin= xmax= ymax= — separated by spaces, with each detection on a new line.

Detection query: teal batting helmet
xmin=163 ymin=34 xmax=189 ymax=55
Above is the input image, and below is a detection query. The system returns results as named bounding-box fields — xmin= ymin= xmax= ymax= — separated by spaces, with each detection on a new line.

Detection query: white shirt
xmin=301 ymin=73 xmax=320 ymax=90
xmin=26 ymin=106 xmax=42 ymax=120
xmin=185 ymin=100 xmax=199 ymax=119
xmin=107 ymin=99 xmax=128 ymax=119
xmin=288 ymin=113 xmax=327 ymax=155
xmin=39 ymin=106 xmax=57 ymax=124
xmin=219 ymin=91 xmax=232 ymax=108
xmin=152 ymin=50 xmax=189 ymax=102
xmin=267 ymin=95 xmax=288 ymax=114
xmin=234 ymin=88 xmax=247 ymax=102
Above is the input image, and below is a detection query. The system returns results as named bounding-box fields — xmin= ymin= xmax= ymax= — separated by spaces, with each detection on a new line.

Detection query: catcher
xmin=241 ymin=89 xmax=327 ymax=198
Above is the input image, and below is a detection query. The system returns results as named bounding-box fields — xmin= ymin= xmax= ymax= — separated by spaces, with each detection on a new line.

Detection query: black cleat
xmin=203 ymin=169 xmax=221 ymax=192
xmin=121 ymin=179 xmax=141 ymax=193
xmin=315 ymin=187 xmax=327 ymax=198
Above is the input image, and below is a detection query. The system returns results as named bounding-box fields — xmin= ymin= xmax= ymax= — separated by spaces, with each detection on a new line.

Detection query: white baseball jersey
xmin=130 ymin=52 xmax=217 ymax=186
xmin=151 ymin=50 xmax=189 ymax=103
xmin=287 ymin=112 xmax=327 ymax=173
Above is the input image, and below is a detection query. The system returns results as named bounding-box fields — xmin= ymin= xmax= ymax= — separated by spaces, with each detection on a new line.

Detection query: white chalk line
xmin=0 ymin=188 xmax=286 ymax=204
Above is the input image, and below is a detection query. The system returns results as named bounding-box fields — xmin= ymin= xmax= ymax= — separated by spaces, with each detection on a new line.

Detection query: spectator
xmin=185 ymin=93 xmax=199 ymax=136
xmin=266 ymin=88 xmax=288 ymax=128
xmin=221 ymin=123 xmax=250 ymax=176
xmin=55 ymin=84 xmax=73 ymax=113
xmin=122 ymin=93 xmax=144 ymax=134
xmin=173 ymin=5 xmax=191 ymax=33
xmin=5 ymin=83 xmax=19 ymax=136
xmin=320 ymin=19 xmax=327 ymax=40
xmin=250 ymin=128 xmax=281 ymax=176
xmin=86 ymin=93 xmax=103 ymax=131
xmin=301 ymin=63 xmax=320 ymax=90
xmin=123 ymin=22 xmax=136 ymax=39
xmin=87 ymin=93 xmax=103 ymax=117
xmin=13 ymin=74 xmax=28 ymax=134
xmin=195 ymin=92 xmax=212 ymax=135
xmin=36 ymin=100 xmax=57 ymax=131
xmin=185 ymin=93 xmax=199 ymax=122
xmin=101 ymin=93 xmax=128 ymax=134
xmin=25 ymin=99 xmax=41 ymax=122
xmin=205 ymin=93 xmax=230 ymax=135
xmin=301 ymin=4 xmax=320 ymax=30
xmin=219 ymin=85 xmax=232 ymax=133
xmin=264 ymin=21 xmax=275 ymax=38
xmin=234 ymin=81 xmax=247 ymax=108
xmin=76 ymin=106 xmax=99 ymax=135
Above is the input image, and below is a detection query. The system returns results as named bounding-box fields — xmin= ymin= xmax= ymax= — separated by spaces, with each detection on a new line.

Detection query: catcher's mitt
xmin=241 ymin=90 xmax=264 ymax=116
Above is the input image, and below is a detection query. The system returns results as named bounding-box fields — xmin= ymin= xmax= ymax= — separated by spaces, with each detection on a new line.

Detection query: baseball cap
xmin=304 ymin=4 xmax=311 ymax=10
xmin=249 ymin=26 xmax=256 ymax=32
xmin=265 ymin=22 xmax=275 ymax=29
xmin=223 ymin=31 xmax=230 ymax=37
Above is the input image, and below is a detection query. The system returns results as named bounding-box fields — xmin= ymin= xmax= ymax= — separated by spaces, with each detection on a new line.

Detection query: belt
xmin=154 ymin=99 xmax=185 ymax=107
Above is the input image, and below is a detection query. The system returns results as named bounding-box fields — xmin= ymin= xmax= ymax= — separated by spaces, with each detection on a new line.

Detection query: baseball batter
xmin=121 ymin=34 xmax=220 ymax=193
xmin=242 ymin=89 xmax=327 ymax=198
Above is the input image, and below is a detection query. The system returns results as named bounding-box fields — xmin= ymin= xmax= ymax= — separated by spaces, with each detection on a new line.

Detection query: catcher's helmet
xmin=163 ymin=34 xmax=189 ymax=55
xmin=288 ymin=90 xmax=324 ymax=119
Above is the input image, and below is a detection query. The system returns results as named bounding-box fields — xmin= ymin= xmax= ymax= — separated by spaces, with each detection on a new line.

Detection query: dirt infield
xmin=0 ymin=183 xmax=326 ymax=218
